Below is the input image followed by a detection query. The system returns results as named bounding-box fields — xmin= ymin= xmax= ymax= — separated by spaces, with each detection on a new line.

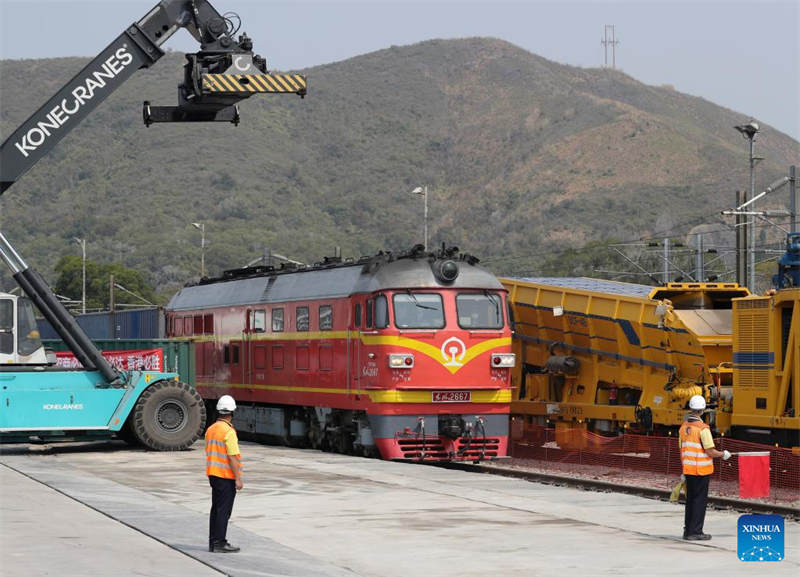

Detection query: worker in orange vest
xmin=206 ymin=395 xmax=244 ymax=553
xmin=679 ymin=395 xmax=730 ymax=541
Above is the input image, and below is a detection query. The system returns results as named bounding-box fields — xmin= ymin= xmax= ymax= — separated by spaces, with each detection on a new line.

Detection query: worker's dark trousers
xmin=684 ymin=474 xmax=710 ymax=536
xmin=209 ymin=476 xmax=237 ymax=545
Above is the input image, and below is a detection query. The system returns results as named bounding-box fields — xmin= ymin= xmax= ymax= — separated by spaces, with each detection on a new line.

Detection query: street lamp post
xmin=734 ymin=121 xmax=760 ymax=292
xmin=191 ymin=222 xmax=205 ymax=277
xmin=73 ymin=237 xmax=86 ymax=314
xmin=411 ymin=186 xmax=428 ymax=251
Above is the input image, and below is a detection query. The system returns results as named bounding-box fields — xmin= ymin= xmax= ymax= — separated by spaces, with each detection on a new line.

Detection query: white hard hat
xmin=216 ymin=395 xmax=236 ymax=414
xmin=688 ymin=395 xmax=706 ymax=411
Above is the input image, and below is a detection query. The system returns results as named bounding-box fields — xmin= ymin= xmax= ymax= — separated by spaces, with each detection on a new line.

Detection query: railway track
xmin=441 ymin=461 xmax=800 ymax=520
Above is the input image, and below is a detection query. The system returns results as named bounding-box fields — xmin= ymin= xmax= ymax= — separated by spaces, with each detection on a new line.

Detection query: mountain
xmin=1 ymin=38 xmax=798 ymax=297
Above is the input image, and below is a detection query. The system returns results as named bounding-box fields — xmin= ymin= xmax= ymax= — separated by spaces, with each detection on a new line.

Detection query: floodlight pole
xmin=423 ymin=186 xmax=428 ymax=251
xmin=736 ymin=189 xmax=746 ymax=286
xmin=695 ymin=233 xmax=704 ymax=282
xmin=191 ymin=222 xmax=205 ymax=278
xmin=411 ymin=186 xmax=428 ymax=251
xmin=734 ymin=121 xmax=760 ymax=292
xmin=791 ymin=165 xmax=797 ymax=233
xmin=747 ymin=135 xmax=756 ymax=292
xmin=74 ymin=237 xmax=86 ymax=314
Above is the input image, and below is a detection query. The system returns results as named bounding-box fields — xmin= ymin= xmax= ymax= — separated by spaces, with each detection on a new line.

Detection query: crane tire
xmin=116 ymin=420 xmax=139 ymax=445
xmin=131 ymin=381 xmax=207 ymax=451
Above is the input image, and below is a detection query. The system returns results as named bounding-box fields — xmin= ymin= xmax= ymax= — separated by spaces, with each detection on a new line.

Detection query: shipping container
xmin=37 ymin=308 xmax=165 ymax=340
xmin=42 ymin=338 xmax=195 ymax=386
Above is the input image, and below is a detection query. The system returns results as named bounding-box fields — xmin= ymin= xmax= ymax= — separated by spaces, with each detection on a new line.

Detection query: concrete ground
xmin=1 ymin=440 xmax=798 ymax=577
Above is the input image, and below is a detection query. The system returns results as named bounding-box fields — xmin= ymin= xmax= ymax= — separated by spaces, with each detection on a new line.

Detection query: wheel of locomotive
xmin=307 ymin=425 xmax=320 ymax=450
xmin=319 ymin=429 xmax=331 ymax=452
xmin=130 ymin=381 xmax=207 ymax=450
xmin=336 ymin=430 xmax=351 ymax=454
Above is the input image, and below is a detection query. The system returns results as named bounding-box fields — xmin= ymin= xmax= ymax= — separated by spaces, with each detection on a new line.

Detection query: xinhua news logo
xmin=738 ymin=514 xmax=784 ymax=562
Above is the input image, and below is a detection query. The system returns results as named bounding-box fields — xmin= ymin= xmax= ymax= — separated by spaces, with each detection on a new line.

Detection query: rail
xmin=440 ymin=461 xmax=800 ymax=520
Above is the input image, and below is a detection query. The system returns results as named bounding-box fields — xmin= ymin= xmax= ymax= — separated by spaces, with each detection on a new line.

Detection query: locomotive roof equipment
xmin=169 ymin=245 xmax=499 ymax=311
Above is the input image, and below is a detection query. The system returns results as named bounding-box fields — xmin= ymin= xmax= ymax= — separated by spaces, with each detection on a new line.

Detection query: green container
xmin=43 ymin=339 xmax=196 ymax=386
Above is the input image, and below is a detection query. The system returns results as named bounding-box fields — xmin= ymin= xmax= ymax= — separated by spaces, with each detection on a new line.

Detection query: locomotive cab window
xmin=319 ymin=305 xmax=332 ymax=330
xmin=296 ymin=306 xmax=309 ymax=331
xmin=375 ymin=295 xmax=389 ymax=329
xmin=366 ymin=299 xmax=373 ymax=328
xmin=272 ymin=308 xmax=284 ymax=332
xmin=250 ymin=309 xmax=266 ymax=333
xmin=393 ymin=292 xmax=445 ymax=329
xmin=457 ymin=293 xmax=504 ymax=329
xmin=354 ymin=303 xmax=362 ymax=328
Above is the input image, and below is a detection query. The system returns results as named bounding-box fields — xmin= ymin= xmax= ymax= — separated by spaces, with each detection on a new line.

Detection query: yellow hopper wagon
xmin=502 ymin=276 xmax=799 ymax=447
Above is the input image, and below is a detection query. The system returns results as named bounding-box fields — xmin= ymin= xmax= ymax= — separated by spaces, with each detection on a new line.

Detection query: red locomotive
xmin=166 ymin=245 xmax=514 ymax=460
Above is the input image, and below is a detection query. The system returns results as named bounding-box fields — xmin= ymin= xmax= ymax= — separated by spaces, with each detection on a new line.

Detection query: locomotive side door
xmin=358 ymin=297 xmax=381 ymax=391
xmin=243 ymin=310 xmax=252 ymax=389
xmin=349 ymin=299 xmax=362 ymax=395
xmin=244 ymin=309 xmax=267 ymax=389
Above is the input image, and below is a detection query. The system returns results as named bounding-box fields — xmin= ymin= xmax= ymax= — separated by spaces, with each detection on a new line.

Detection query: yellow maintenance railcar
xmin=502 ymin=277 xmax=799 ymax=447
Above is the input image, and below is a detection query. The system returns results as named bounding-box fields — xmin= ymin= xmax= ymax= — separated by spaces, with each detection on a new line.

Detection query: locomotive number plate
xmin=432 ymin=391 xmax=471 ymax=403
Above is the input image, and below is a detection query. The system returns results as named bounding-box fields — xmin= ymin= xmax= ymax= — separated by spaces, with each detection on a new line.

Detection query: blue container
xmin=109 ymin=308 xmax=164 ymax=339
xmin=36 ymin=318 xmax=60 ymax=340
xmin=77 ymin=312 xmax=112 ymax=339
xmin=37 ymin=308 xmax=165 ymax=341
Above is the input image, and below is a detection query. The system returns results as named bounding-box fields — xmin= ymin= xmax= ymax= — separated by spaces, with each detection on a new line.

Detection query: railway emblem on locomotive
xmin=441 ymin=337 xmax=467 ymax=367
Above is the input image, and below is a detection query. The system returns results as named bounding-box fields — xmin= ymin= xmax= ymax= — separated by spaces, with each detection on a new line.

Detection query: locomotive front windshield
xmin=393 ymin=293 xmax=445 ymax=328
xmin=456 ymin=292 xmax=504 ymax=329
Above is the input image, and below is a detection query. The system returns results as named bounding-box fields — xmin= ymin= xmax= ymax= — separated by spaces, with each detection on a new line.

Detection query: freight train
xmin=38 ymin=235 xmax=799 ymax=450
xmin=164 ymin=245 xmax=515 ymax=461
xmin=503 ymin=232 xmax=800 ymax=447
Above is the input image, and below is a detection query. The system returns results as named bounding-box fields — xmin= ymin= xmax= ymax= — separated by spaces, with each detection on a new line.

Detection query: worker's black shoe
xmin=684 ymin=533 xmax=712 ymax=541
xmin=211 ymin=541 xmax=240 ymax=553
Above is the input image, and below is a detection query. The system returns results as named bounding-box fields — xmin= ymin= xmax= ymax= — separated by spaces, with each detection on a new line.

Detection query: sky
xmin=1 ymin=0 xmax=798 ymax=139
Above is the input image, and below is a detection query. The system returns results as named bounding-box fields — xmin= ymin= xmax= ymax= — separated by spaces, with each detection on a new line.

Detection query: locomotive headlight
xmin=389 ymin=353 xmax=414 ymax=368
xmin=491 ymin=353 xmax=516 ymax=368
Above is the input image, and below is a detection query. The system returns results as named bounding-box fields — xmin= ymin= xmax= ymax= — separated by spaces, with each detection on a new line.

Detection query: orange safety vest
xmin=205 ymin=420 xmax=242 ymax=480
xmin=679 ymin=419 xmax=714 ymax=476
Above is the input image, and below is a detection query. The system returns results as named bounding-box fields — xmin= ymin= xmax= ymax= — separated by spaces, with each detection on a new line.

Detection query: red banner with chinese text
xmin=55 ymin=349 xmax=163 ymax=372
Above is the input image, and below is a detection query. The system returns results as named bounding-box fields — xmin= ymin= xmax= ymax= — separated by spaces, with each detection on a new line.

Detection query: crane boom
xmin=0 ymin=0 xmax=306 ymax=193
xmin=0 ymin=0 xmax=306 ymax=385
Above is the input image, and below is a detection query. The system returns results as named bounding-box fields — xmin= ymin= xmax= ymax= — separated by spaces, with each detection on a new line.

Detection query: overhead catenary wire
xmin=483 ymin=216 xmax=796 ymax=269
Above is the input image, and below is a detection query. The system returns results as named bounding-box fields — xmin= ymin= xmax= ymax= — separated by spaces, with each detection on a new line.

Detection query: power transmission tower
xmin=601 ymin=25 xmax=620 ymax=69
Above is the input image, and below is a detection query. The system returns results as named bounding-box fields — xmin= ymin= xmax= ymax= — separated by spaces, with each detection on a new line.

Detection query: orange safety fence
xmin=510 ymin=424 xmax=799 ymax=504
